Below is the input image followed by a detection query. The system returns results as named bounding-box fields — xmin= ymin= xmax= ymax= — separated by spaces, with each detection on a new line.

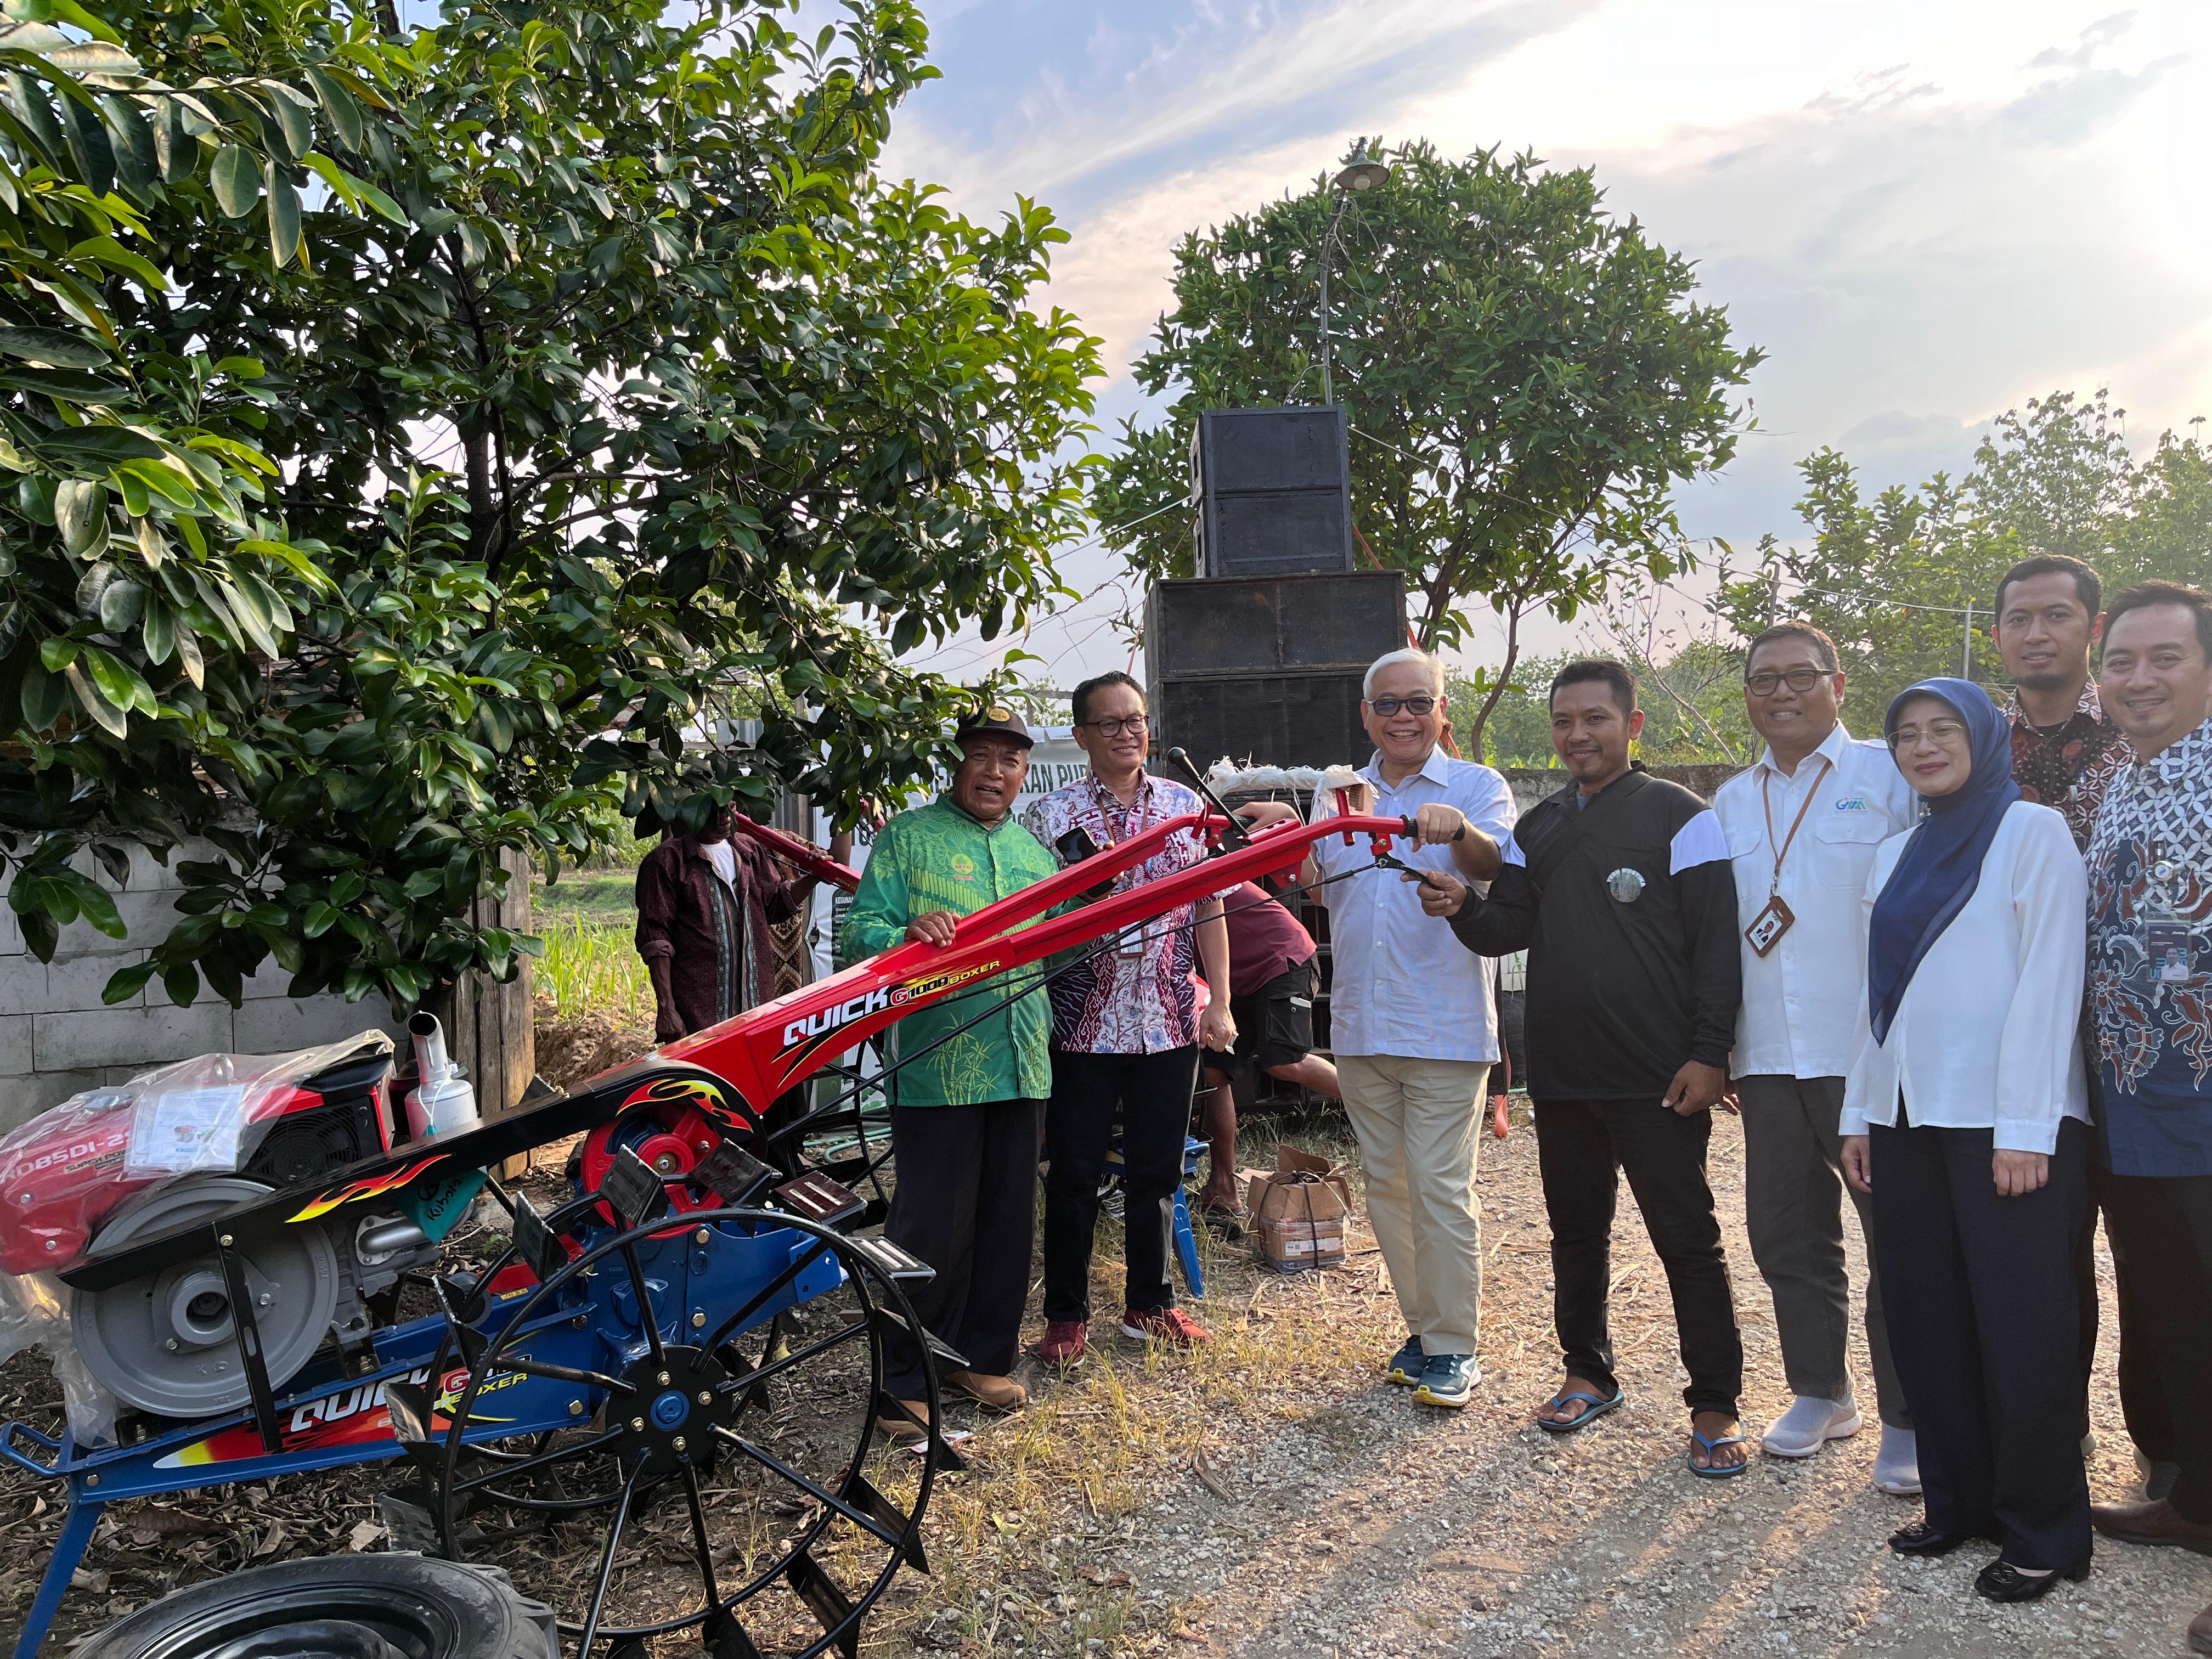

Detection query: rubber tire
xmin=72 ymin=1553 xmax=558 ymax=1659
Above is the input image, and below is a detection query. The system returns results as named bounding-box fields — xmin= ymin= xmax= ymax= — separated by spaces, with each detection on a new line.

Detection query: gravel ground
xmin=1024 ymin=1104 xmax=2209 ymax=1659
xmin=8 ymin=1101 xmax=2203 ymax=1657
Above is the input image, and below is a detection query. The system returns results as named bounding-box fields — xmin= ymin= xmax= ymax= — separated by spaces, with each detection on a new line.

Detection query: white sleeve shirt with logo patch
xmin=1716 ymin=721 xmax=1920 ymax=1080
xmin=1311 ymin=747 xmax=1518 ymax=1063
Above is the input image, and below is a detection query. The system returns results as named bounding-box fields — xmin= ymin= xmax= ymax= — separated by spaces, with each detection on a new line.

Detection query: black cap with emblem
xmin=953 ymin=702 xmax=1035 ymax=749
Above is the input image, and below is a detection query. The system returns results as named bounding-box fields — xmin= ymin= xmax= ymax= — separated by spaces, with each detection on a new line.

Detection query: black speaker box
xmin=1188 ymin=405 xmax=1353 ymax=577
xmin=1146 ymin=572 xmax=1404 ymax=678
xmin=1153 ymin=674 xmax=1369 ymax=768
xmin=1144 ymin=571 xmax=1406 ymax=766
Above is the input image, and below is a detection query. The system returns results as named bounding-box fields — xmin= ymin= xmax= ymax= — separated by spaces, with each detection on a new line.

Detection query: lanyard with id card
xmin=1745 ymin=758 xmax=1832 ymax=957
xmin=2143 ymin=837 xmax=2194 ymax=986
xmin=1094 ymin=786 xmax=1150 ymax=960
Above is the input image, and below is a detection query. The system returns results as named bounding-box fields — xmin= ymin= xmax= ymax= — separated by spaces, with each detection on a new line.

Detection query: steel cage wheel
xmin=432 ymin=1204 xmax=940 ymax=1658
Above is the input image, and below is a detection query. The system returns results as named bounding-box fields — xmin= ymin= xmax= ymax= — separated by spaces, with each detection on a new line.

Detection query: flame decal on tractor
xmin=286 ymin=1154 xmax=448 ymax=1224
xmin=621 ymin=1073 xmax=757 ymax=1137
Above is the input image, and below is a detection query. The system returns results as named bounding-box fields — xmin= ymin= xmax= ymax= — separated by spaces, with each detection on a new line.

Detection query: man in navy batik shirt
xmin=2081 ymin=581 xmax=2212 ymax=1658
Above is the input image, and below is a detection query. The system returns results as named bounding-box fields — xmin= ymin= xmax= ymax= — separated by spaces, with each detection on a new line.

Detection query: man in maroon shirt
xmin=635 ymin=805 xmax=850 ymax=1041
xmin=1195 ymin=880 xmax=1342 ymax=1218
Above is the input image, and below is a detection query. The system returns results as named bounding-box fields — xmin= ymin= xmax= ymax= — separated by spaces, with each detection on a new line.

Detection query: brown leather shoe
xmin=2189 ymin=1600 xmax=2212 ymax=1655
xmin=945 ymin=1369 xmax=1026 ymax=1410
xmin=873 ymin=1399 xmax=932 ymax=1441
xmin=2091 ymin=1497 xmax=2212 ymax=1556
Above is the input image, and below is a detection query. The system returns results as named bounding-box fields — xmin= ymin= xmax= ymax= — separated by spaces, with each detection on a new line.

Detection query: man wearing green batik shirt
xmin=842 ymin=706 xmax=1060 ymax=1434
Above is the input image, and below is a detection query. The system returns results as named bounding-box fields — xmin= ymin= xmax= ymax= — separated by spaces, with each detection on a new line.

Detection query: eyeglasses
xmin=1888 ymin=719 xmax=1968 ymax=749
xmin=1081 ymin=714 xmax=1149 ymax=738
xmin=1745 ymin=667 xmax=1832 ymax=696
xmin=1368 ymin=695 xmax=1437 ymax=716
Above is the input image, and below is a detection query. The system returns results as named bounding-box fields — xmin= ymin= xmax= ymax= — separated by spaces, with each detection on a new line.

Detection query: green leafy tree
xmin=1452 ymin=640 xmax=1751 ymax=771
xmin=1716 ymin=388 xmax=2212 ymax=725
xmin=1092 ymin=138 xmax=1759 ymax=753
xmin=0 ymin=0 xmax=1099 ymax=1011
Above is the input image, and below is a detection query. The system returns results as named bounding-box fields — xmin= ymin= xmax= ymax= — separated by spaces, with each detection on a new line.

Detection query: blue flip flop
xmin=1687 ymin=1425 xmax=1752 ymax=1478
xmin=1536 ymin=1389 xmax=1625 ymax=1435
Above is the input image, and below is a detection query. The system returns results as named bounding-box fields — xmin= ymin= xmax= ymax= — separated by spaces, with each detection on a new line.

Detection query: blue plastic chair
xmin=1102 ymin=1132 xmax=1209 ymax=1299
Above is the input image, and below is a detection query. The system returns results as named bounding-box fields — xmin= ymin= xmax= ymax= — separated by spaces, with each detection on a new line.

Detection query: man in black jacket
xmin=1417 ymin=660 xmax=1750 ymax=1476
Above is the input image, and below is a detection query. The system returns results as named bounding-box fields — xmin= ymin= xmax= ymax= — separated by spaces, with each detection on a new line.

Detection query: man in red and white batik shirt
xmin=1020 ymin=671 xmax=1234 ymax=1365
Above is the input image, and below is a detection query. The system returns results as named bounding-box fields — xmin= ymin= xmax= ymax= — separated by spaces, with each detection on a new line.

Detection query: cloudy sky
xmin=883 ymin=0 xmax=2212 ymax=687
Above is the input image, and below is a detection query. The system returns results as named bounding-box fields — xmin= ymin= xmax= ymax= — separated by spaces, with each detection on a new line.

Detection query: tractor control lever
xmin=1165 ymin=747 xmax=1252 ymax=851
xmin=1401 ymin=815 xmax=1467 ymax=842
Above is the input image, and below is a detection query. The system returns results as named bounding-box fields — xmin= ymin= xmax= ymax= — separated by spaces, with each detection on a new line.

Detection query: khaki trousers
xmin=1338 ymin=1054 xmax=1489 ymax=1357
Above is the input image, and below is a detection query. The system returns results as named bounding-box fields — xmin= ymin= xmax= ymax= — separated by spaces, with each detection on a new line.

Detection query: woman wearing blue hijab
xmin=1839 ymin=678 xmax=2094 ymax=1601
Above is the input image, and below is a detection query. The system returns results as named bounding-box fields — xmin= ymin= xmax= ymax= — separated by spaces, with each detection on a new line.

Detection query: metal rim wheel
xmin=433 ymin=1205 xmax=939 ymax=1658
xmin=70 ymin=1176 xmax=338 ymax=1419
xmin=70 ymin=1552 xmax=557 ymax=1659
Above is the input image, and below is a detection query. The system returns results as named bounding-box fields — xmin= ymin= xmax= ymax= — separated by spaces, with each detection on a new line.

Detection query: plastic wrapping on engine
xmin=0 ymin=1269 xmax=121 ymax=1446
xmin=0 ymin=1033 xmax=393 ymax=1276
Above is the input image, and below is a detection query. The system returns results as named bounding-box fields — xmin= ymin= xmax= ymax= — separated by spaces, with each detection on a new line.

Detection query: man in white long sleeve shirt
xmin=1715 ymin=623 xmax=1918 ymax=1488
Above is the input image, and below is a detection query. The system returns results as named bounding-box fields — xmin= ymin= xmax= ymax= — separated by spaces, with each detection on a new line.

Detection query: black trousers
xmin=1043 ymin=1047 xmax=1197 ymax=1322
xmin=2100 ymin=1168 xmax=2212 ymax=1521
xmin=881 ymin=1097 xmax=1044 ymax=1400
xmin=1533 ymin=1098 xmax=1744 ymax=1417
xmin=1871 ymin=1117 xmax=2091 ymax=1570
xmin=2085 ymin=1160 xmax=2175 ymax=1468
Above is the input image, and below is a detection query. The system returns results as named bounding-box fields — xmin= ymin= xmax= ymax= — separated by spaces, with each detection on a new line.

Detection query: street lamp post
xmin=1317 ymin=140 xmax=1392 ymax=407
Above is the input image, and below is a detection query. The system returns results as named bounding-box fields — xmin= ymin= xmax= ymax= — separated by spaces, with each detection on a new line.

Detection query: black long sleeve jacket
xmin=1448 ymin=770 xmax=1742 ymax=1103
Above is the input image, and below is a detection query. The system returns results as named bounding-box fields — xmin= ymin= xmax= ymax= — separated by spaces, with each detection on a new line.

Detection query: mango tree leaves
xmin=210 ymin=143 xmax=257 ymax=216
xmin=0 ymin=0 xmax=1097 ymax=1020
xmin=1095 ymin=138 xmax=1762 ymax=746
xmin=0 ymin=326 xmax=106 ymax=368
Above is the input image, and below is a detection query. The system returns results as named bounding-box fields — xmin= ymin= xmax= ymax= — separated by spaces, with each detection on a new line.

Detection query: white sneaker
xmin=1876 ymin=1424 xmax=1928 ymax=1504
xmin=1874 ymin=1425 xmax=1922 ymax=1495
xmin=1760 ymin=1395 xmax=1863 ymax=1458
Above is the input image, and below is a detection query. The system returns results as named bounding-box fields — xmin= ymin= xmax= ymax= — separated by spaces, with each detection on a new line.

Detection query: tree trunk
xmin=459 ymin=410 xmax=497 ymax=557
xmin=416 ymin=849 xmax=537 ymax=1173
xmin=1468 ymin=599 xmax=1523 ymax=761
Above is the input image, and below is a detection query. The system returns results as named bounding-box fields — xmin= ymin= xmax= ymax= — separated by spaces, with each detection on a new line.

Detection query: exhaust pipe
xmin=404 ymin=1012 xmax=481 ymax=1140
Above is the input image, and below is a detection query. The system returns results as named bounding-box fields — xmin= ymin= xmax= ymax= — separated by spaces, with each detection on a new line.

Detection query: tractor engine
xmin=0 ymin=1033 xmax=443 ymax=1421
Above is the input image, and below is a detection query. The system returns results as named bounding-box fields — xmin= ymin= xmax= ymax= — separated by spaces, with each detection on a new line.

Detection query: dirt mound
xmin=531 ymin=994 xmax=654 ymax=1092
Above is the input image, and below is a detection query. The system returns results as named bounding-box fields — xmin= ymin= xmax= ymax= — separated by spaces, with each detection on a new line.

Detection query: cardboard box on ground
xmin=1243 ymin=1146 xmax=1351 ymax=1272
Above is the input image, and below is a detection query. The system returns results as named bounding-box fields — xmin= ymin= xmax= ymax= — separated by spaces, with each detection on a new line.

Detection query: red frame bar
xmin=664 ymin=808 xmax=1410 ymax=1111
xmin=727 ymin=812 xmax=861 ymax=893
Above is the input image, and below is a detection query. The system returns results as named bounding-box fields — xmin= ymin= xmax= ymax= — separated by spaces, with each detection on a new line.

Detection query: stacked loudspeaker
xmin=1145 ymin=405 xmax=1407 ymax=765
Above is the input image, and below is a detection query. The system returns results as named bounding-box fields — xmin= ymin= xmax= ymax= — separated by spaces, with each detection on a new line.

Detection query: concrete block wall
xmin=0 ymin=841 xmax=399 ymax=1136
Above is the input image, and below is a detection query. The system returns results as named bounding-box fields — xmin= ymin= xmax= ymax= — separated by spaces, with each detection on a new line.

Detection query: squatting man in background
xmin=1239 ymin=647 xmax=1516 ymax=1411
xmin=1713 ymin=622 xmax=1920 ymax=1493
xmin=840 ymin=706 xmax=1061 ymax=1434
xmin=1193 ymin=877 xmax=1341 ymax=1227
xmin=1423 ymin=660 xmax=1750 ymax=1477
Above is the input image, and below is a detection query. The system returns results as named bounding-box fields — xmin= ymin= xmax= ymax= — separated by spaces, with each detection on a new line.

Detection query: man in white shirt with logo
xmin=1716 ymin=622 xmax=1920 ymax=1491
xmin=1241 ymin=648 xmax=1514 ymax=1408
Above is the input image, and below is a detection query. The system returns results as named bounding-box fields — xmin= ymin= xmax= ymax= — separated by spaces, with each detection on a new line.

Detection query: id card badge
xmin=1745 ymin=895 xmax=1795 ymax=957
xmin=2146 ymin=920 xmax=2193 ymax=985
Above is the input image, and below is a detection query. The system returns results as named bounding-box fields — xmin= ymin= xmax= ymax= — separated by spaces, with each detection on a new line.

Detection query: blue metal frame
xmin=1101 ymin=1133 xmax=1209 ymax=1300
xmin=2 ymin=1212 xmax=844 ymax=1658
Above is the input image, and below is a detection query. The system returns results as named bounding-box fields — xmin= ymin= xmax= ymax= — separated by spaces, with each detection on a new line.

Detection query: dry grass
xmin=867 ymin=1108 xmax=1392 ymax=1656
